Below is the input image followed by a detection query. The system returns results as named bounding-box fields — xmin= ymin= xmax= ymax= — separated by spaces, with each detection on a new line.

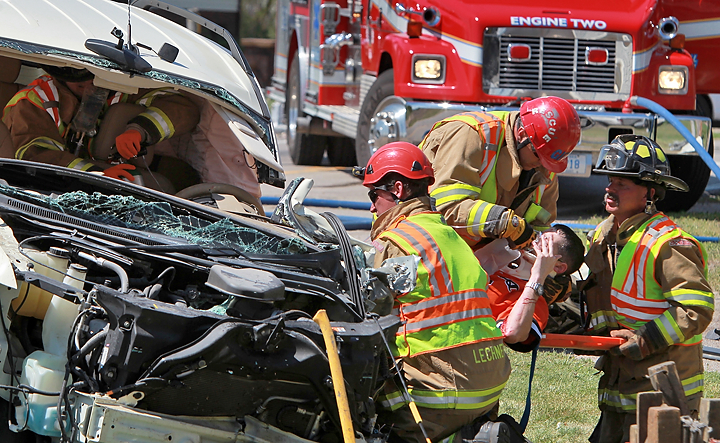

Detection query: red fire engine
xmin=268 ymin=0 xmax=718 ymax=211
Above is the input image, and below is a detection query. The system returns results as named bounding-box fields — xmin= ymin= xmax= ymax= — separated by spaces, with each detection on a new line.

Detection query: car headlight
xmin=412 ymin=55 xmax=446 ymax=84
xmin=658 ymin=66 xmax=688 ymax=94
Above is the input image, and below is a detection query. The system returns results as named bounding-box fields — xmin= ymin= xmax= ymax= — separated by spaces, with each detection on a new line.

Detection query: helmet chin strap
xmin=644 ymin=188 xmax=658 ymax=215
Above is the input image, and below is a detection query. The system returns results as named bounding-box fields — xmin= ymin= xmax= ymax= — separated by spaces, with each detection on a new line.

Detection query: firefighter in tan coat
xmin=581 ymin=135 xmax=714 ymax=443
xmin=361 ymin=142 xmax=512 ymax=443
xmin=418 ymin=96 xmax=582 ymax=302
xmin=2 ymin=65 xmax=199 ymax=188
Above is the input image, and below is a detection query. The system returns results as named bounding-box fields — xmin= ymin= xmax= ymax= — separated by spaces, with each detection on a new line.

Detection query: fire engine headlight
xmin=412 ymin=55 xmax=445 ymax=84
xmin=658 ymin=66 xmax=688 ymax=94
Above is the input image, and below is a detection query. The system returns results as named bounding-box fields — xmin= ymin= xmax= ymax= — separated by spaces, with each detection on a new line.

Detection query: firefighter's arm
xmin=532 ymin=173 xmax=559 ymax=227
xmin=613 ymin=241 xmax=714 ymax=360
xmin=3 ymin=97 xmax=67 ymax=159
xmin=503 ymin=235 xmax=559 ymax=343
xmin=422 ymin=123 xmax=534 ymax=248
xmin=125 ymin=89 xmax=201 ymax=146
xmin=3 ymin=99 xmax=99 ymax=170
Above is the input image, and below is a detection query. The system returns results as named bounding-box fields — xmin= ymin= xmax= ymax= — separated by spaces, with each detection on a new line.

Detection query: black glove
xmin=542 ymin=274 xmax=572 ymax=305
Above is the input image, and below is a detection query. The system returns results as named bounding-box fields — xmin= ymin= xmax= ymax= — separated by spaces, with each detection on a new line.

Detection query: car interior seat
xmin=0 ymin=55 xmax=21 ymax=158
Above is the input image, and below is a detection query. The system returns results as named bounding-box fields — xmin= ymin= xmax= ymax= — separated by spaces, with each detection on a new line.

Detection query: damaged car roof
xmin=0 ymin=0 xmax=283 ymax=183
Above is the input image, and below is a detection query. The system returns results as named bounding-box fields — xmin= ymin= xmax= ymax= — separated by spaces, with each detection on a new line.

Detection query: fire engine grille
xmin=483 ymin=28 xmax=632 ymax=100
xmin=500 ymin=36 xmax=615 ymax=92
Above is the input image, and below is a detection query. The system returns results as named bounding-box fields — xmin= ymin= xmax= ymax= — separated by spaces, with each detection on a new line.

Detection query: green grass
xmin=499 ymin=350 xmax=720 ymax=443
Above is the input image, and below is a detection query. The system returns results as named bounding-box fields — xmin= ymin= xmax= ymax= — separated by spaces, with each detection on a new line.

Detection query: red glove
xmin=115 ymin=129 xmax=143 ymax=159
xmin=103 ymin=163 xmax=136 ymax=181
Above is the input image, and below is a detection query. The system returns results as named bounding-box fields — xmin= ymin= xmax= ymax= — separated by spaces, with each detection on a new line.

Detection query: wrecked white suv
xmin=0 ymin=1 xmax=401 ymax=443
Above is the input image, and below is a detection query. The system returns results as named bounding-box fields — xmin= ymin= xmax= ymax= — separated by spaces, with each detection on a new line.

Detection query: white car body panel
xmin=0 ymin=0 xmax=263 ymax=114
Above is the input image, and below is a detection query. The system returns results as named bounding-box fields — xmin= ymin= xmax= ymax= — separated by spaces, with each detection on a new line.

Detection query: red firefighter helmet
xmin=362 ymin=142 xmax=435 ymax=187
xmin=519 ymin=96 xmax=582 ymax=173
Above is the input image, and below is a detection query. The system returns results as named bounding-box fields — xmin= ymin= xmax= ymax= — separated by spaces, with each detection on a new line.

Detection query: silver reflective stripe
xmin=143 ymin=108 xmax=173 ymax=139
xmin=393 ymin=220 xmax=453 ymax=295
xmin=401 ymin=290 xmax=487 ymax=314
xmin=667 ymin=292 xmax=714 ymax=305
xmin=683 ymin=377 xmax=704 ymax=394
xmin=611 ymin=289 xmax=670 ymax=310
xmin=402 ymin=307 xmax=493 ymax=333
xmin=656 ymin=312 xmax=681 ymax=344
xmin=612 ymin=304 xmax=660 ymax=322
xmin=622 ymin=218 xmax=673 ymax=295
xmin=431 ymin=185 xmax=481 ymax=202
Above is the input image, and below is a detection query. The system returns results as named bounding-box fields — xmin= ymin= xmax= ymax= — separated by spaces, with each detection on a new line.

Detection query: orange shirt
xmin=487 ymin=270 xmax=549 ymax=352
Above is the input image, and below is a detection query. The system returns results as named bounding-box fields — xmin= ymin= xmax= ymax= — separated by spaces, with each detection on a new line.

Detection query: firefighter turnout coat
xmin=2 ymin=75 xmax=199 ymax=170
xmin=371 ymin=196 xmax=511 ymax=443
xmin=418 ymin=111 xmax=558 ymax=250
xmin=582 ymin=211 xmax=714 ymax=413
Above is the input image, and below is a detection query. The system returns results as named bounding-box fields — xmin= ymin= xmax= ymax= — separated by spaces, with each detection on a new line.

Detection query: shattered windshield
xmin=0 ymin=184 xmax=308 ymax=255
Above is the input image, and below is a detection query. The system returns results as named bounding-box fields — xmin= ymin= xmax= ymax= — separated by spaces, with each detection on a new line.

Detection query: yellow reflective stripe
xmin=67 ymin=158 xmax=97 ymax=171
xmin=380 ymin=381 xmax=507 ymax=410
xmin=598 ymin=388 xmax=637 ymax=411
xmin=467 ymin=200 xmax=494 ymax=238
xmin=15 ymin=137 xmax=64 ymax=159
xmin=588 ymin=310 xmax=616 ymax=331
xmin=430 ymin=183 xmax=482 ymax=206
xmin=666 ymin=288 xmax=714 ymax=309
xmin=655 ymin=310 xmax=683 ymax=345
xmin=135 ymin=88 xmax=176 ymax=106
xmin=139 ymin=106 xmax=175 ymax=141
xmin=683 ymin=373 xmax=704 ymax=397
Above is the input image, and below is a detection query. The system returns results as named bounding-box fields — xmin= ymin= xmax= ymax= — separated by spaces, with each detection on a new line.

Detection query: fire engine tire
xmin=657 ymin=135 xmax=714 ymax=212
xmin=286 ymin=54 xmax=326 ymax=166
xmin=355 ymin=69 xmax=395 ymax=167
xmin=326 ymin=137 xmax=357 ymax=166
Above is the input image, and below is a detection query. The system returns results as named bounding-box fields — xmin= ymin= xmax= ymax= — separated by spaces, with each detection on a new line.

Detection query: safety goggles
xmin=595 ymin=144 xmax=632 ymax=171
xmin=367 ymin=183 xmax=395 ymax=204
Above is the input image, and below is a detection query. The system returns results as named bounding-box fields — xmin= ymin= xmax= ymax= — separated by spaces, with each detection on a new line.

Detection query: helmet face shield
xmin=593 ymin=135 xmax=689 ymax=193
xmin=596 ymin=144 xmax=632 ymax=171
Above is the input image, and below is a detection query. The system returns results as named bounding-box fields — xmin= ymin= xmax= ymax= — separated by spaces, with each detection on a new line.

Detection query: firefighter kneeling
xmin=360 ymin=142 xmax=513 ymax=443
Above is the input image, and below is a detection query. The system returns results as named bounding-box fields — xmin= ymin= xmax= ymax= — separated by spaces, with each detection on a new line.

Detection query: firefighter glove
xmin=500 ymin=209 xmax=537 ymax=250
xmin=608 ymin=329 xmax=651 ymax=361
xmin=103 ymin=163 xmax=136 ymax=181
xmin=542 ymin=274 xmax=572 ymax=305
xmin=115 ymin=129 xmax=143 ymax=159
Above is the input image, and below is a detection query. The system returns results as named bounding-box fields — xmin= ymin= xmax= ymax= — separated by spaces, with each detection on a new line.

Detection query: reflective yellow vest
xmin=378 ymin=212 xmax=507 ymax=411
xmin=378 ymin=212 xmax=503 ymax=357
xmin=610 ymin=213 xmax=712 ymax=345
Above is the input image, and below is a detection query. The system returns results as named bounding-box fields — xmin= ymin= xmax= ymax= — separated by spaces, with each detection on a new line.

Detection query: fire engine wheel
xmin=286 ymin=54 xmax=326 ymax=165
xmin=355 ymin=69 xmax=407 ymax=167
xmin=326 ymin=137 xmax=357 ymax=166
xmin=657 ymin=136 xmax=714 ymax=212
